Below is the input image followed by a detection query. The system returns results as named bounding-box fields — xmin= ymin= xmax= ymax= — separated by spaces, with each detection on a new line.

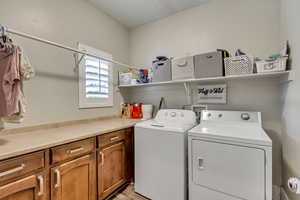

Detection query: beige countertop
xmin=0 ymin=117 xmax=140 ymax=161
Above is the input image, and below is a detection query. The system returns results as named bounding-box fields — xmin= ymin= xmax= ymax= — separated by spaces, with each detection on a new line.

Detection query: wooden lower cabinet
xmin=0 ymin=173 xmax=46 ymax=200
xmin=50 ymin=153 xmax=96 ymax=200
xmin=0 ymin=127 xmax=134 ymax=200
xmin=98 ymin=141 xmax=126 ymax=200
xmin=98 ymin=128 xmax=134 ymax=200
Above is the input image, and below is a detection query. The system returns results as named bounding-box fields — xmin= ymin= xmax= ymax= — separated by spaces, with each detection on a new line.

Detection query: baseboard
xmin=273 ymin=185 xmax=281 ymax=200
xmin=273 ymin=185 xmax=290 ymax=200
xmin=281 ymin=187 xmax=290 ymax=200
xmin=0 ymin=121 xmax=4 ymax=129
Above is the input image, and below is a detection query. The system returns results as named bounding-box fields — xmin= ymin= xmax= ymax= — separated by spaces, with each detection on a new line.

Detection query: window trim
xmin=78 ymin=43 xmax=113 ymax=109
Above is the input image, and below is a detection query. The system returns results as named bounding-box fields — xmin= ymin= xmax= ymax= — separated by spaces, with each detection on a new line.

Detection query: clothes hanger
xmin=0 ymin=26 xmax=14 ymax=50
xmin=0 ymin=26 xmax=13 ymax=48
xmin=0 ymin=26 xmax=4 ymax=48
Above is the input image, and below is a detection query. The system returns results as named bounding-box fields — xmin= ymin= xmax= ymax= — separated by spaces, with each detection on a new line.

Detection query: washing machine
xmin=188 ymin=110 xmax=272 ymax=200
xmin=135 ymin=109 xmax=196 ymax=200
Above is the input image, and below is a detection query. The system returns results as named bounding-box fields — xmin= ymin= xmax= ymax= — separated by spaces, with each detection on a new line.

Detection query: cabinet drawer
xmin=98 ymin=130 xmax=126 ymax=148
xmin=0 ymin=151 xmax=45 ymax=183
xmin=51 ymin=138 xmax=95 ymax=164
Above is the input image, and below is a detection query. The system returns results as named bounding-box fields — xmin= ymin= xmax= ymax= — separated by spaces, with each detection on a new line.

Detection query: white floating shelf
xmin=119 ymin=71 xmax=292 ymax=88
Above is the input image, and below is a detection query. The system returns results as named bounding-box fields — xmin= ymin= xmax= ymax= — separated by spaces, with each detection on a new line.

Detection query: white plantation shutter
xmin=85 ymin=56 xmax=109 ymax=98
xmin=78 ymin=44 xmax=113 ymax=108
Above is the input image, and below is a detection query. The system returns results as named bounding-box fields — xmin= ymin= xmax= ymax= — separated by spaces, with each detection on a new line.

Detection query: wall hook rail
xmin=0 ymin=24 xmax=138 ymax=69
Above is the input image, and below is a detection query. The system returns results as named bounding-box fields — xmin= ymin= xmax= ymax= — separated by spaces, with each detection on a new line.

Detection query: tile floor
xmin=110 ymin=184 xmax=149 ymax=200
xmin=112 ymin=184 xmax=281 ymax=200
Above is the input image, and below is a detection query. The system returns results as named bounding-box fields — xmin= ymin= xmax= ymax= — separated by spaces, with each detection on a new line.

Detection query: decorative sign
xmin=197 ymin=84 xmax=227 ymax=104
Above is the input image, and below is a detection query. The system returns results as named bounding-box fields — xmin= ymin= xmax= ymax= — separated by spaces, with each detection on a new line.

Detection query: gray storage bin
xmin=172 ymin=56 xmax=195 ymax=80
xmin=152 ymin=58 xmax=172 ymax=82
xmin=194 ymin=52 xmax=224 ymax=78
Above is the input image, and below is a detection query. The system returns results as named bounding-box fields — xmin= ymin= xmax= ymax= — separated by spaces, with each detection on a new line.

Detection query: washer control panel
xmin=155 ymin=109 xmax=196 ymax=125
xmin=161 ymin=110 xmax=185 ymax=119
xmin=201 ymin=110 xmax=261 ymax=124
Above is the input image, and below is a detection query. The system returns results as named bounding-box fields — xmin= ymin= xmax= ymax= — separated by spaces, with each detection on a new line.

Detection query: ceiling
xmin=89 ymin=0 xmax=209 ymax=28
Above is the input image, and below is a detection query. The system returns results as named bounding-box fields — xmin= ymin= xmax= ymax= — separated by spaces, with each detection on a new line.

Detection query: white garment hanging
xmin=20 ymin=51 xmax=35 ymax=80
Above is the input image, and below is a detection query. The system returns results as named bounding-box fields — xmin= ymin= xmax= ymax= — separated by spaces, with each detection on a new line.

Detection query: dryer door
xmin=191 ymin=139 xmax=265 ymax=200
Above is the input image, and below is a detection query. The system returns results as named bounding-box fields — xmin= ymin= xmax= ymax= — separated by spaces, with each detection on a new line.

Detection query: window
xmin=78 ymin=43 xmax=113 ymax=108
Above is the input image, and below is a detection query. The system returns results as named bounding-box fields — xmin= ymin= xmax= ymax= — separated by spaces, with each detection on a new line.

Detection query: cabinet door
xmin=98 ymin=141 xmax=126 ymax=200
xmin=51 ymin=154 xmax=96 ymax=200
xmin=0 ymin=174 xmax=46 ymax=200
xmin=125 ymin=128 xmax=134 ymax=182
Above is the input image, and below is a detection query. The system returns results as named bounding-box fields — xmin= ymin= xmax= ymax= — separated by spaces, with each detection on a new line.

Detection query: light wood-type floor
xmin=110 ymin=184 xmax=149 ymax=200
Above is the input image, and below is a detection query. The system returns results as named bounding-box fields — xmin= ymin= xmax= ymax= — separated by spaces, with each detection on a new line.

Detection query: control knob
xmin=170 ymin=112 xmax=177 ymax=117
xmin=241 ymin=113 xmax=250 ymax=121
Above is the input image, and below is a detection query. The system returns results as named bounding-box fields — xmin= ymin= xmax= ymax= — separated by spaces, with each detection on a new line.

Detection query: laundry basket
xmin=256 ymin=57 xmax=288 ymax=73
xmin=224 ymin=55 xmax=254 ymax=76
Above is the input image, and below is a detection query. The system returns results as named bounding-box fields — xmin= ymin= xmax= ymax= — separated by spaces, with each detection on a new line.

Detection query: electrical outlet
xmin=288 ymin=177 xmax=300 ymax=194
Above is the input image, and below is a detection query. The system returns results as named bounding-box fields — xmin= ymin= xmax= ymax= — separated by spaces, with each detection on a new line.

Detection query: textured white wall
xmin=126 ymin=0 xmax=283 ymax=186
xmin=280 ymin=0 xmax=300 ymax=199
xmin=0 ymin=0 xmax=289 ymax=189
xmin=129 ymin=0 xmax=281 ymax=67
xmin=0 ymin=0 xmax=129 ymax=128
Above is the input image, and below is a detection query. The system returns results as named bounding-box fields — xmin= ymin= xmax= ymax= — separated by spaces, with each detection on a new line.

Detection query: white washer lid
xmin=135 ymin=119 xmax=195 ymax=133
xmin=189 ymin=121 xmax=272 ymax=146
xmin=135 ymin=109 xmax=196 ymax=133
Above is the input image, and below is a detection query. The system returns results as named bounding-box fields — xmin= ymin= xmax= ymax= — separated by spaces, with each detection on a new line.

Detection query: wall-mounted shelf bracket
xmin=280 ymin=70 xmax=295 ymax=84
xmin=73 ymin=52 xmax=86 ymax=72
xmin=184 ymin=82 xmax=193 ymax=105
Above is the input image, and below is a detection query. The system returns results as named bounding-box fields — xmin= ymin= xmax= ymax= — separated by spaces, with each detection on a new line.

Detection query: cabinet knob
xmin=0 ymin=163 xmax=25 ymax=178
xmin=37 ymin=175 xmax=44 ymax=196
xmin=66 ymin=146 xmax=84 ymax=154
xmin=110 ymin=136 xmax=120 ymax=141
xmin=99 ymin=152 xmax=105 ymax=166
xmin=54 ymin=169 xmax=61 ymax=188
